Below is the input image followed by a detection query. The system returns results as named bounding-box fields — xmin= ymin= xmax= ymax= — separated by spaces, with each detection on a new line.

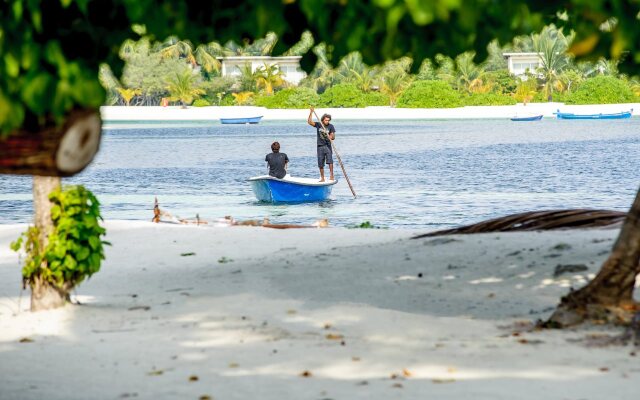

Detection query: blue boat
xmin=220 ymin=116 xmax=263 ymax=124
xmin=248 ymin=175 xmax=337 ymax=203
xmin=555 ymin=109 xmax=632 ymax=120
xmin=511 ymin=114 xmax=543 ymax=121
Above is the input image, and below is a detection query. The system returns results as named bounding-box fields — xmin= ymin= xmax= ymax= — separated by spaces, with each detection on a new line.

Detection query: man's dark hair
xmin=271 ymin=141 xmax=280 ymax=152
xmin=321 ymin=113 xmax=331 ymax=121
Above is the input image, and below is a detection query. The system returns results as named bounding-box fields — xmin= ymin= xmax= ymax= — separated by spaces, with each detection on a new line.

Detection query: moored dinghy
xmin=511 ymin=114 xmax=543 ymax=121
xmin=555 ymin=109 xmax=632 ymax=120
xmin=220 ymin=116 xmax=263 ymax=124
xmin=248 ymin=175 xmax=337 ymax=203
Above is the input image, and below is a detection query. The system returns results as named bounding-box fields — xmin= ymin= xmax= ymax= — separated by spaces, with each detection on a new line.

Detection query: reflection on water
xmin=1 ymin=118 xmax=638 ymax=229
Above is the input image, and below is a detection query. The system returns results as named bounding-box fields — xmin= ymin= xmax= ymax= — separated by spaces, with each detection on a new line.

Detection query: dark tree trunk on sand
xmin=0 ymin=108 xmax=101 ymax=177
xmin=546 ymin=187 xmax=640 ymax=327
xmin=31 ymin=176 xmax=68 ymax=311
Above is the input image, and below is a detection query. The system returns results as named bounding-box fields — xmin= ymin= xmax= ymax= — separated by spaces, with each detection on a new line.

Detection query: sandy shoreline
xmin=100 ymin=103 xmax=640 ymax=122
xmin=1 ymin=221 xmax=638 ymax=399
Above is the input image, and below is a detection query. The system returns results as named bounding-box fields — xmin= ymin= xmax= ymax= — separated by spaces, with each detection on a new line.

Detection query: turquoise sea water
xmin=1 ymin=118 xmax=638 ymax=229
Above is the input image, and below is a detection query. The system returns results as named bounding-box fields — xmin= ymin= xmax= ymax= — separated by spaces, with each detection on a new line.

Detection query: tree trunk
xmin=30 ymin=277 xmax=69 ymax=312
xmin=546 ymin=187 xmax=640 ymax=327
xmin=0 ymin=108 xmax=101 ymax=177
xmin=31 ymin=175 xmax=66 ymax=311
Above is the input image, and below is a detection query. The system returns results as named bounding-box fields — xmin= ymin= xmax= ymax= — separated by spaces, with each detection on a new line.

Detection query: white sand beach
xmin=100 ymin=103 xmax=640 ymax=122
xmin=1 ymin=221 xmax=638 ymax=400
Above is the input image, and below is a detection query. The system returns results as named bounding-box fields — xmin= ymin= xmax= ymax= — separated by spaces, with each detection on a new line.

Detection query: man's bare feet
xmin=329 ymin=176 xmax=334 ymax=181
xmin=319 ymin=178 xmax=325 ymax=182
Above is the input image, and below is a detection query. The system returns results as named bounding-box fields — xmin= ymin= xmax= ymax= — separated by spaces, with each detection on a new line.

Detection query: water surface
xmin=1 ymin=118 xmax=638 ymax=229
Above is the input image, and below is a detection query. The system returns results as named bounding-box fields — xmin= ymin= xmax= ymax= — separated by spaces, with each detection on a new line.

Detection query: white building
xmin=218 ymin=56 xmax=306 ymax=85
xmin=503 ymin=52 xmax=543 ymax=77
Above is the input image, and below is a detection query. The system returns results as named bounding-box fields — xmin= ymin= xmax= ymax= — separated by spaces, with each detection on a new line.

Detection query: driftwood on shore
xmin=151 ymin=198 xmax=328 ymax=228
xmin=414 ymin=209 xmax=626 ymax=238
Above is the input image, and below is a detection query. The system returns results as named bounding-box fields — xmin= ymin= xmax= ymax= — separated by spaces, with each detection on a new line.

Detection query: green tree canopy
xmin=3 ymin=0 xmax=640 ymax=135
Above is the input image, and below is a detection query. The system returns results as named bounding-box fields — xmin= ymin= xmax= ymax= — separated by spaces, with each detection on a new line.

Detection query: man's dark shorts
xmin=317 ymin=145 xmax=333 ymax=168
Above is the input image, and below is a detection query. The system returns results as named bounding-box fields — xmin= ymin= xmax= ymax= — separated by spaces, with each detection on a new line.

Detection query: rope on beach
xmin=413 ymin=209 xmax=627 ymax=238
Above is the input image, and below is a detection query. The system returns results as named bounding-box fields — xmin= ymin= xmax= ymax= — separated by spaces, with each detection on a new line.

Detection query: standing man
xmin=307 ymin=106 xmax=335 ymax=182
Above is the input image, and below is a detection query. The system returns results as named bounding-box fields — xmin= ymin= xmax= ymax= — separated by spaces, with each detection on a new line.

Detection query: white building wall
xmin=218 ymin=56 xmax=306 ymax=85
xmin=503 ymin=53 xmax=544 ymax=77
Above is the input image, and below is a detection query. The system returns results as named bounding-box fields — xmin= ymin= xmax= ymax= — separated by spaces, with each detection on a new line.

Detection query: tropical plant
xmin=318 ymin=83 xmax=371 ymax=108
xmin=158 ymin=37 xmax=222 ymax=75
xmin=192 ymin=98 xmax=211 ymax=107
xmin=255 ymin=87 xmax=320 ymax=108
xmin=236 ymin=63 xmax=258 ymax=92
xmin=255 ymin=63 xmax=286 ymax=95
xmin=629 ymin=79 xmax=640 ymax=97
xmin=11 ymin=186 xmax=108 ymax=311
xmin=380 ymin=67 xmax=412 ymax=106
xmin=484 ymin=40 xmax=509 ymax=71
xmin=224 ymin=31 xmax=278 ymax=56
xmin=454 ymin=52 xmax=486 ymax=94
xmin=282 ymin=31 xmax=315 ymax=56
xmin=565 ymin=75 xmax=636 ymax=104
xmin=166 ymin=70 xmax=205 ymax=107
xmin=116 ymin=87 xmax=140 ymax=106
xmin=334 ymin=52 xmax=377 ymax=91
xmin=232 ymin=91 xmax=255 ymax=105
xmin=416 ymin=58 xmax=437 ymax=80
xmin=513 ymin=78 xmax=538 ymax=104
xmin=552 ymin=69 xmax=581 ymax=94
xmin=396 ymin=80 xmax=462 ymax=108
xmin=463 ymin=92 xmax=516 ymax=106
xmin=531 ymin=25 xmax=574 ymax=101
xmin=301 ymin=43 xmax=336 ymax=92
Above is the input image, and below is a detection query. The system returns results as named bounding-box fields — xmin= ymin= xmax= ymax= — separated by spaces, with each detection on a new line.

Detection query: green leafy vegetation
xmin=11 ymin=186 xmax=108 ymax=290
xmin=565 ymin=76 xmax=637 ymax=105
xmin=396 ymin=81 xmax=462 ymax=108
xmin=462 ymin=93 xmax=517 ymax=106
xmin=255 ymin=87 xmax=320 ymax=108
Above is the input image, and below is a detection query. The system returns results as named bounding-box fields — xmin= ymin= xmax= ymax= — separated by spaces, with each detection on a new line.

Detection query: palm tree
xmin=513 ymin=78 xmax=537 ymax=105
xmin=116 ymin=87 xmax=140 ymax=106
xmin=237 ymin=63 xmax=258 ymax=92
xmin=381 ymin=67 xmax=412 ymax=107
xmin=531 ymin=25 xmax=574 ymax=101
xmin=434 ymin=54 xmax=456 ymax=84
xmin=158 ymin=37 xmax=222 ymax=74
xmin=224 ymin=32 xmax=278 ymax=56
xmin=255 ymin=63 xmax=286 ymax=95
xmin=454 ymin=52 xmax=486 ymax=94
xmin=595 ymin=57 xmax=620 ymax=76
xmin=302 ymin=43 xmax=335 ymax=92
xmin=232 ymin=91 xmax=254 ymax=105
xmin=166 ymin=70 xmax=205 ymax=107
xmin=282 ymin=31 xmax=314 ymax=56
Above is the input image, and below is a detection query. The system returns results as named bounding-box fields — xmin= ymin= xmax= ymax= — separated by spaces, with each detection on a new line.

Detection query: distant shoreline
xmin=101 ymin=103 xmax=639 ymax=122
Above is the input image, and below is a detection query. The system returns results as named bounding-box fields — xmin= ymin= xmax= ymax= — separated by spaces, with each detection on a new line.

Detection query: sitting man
xmin=265 ymin=141 xmax=289 ymax=179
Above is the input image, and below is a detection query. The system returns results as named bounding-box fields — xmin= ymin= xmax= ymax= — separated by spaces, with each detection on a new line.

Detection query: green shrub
xmin=318 ymin=84 xmax=371 ymax=108
xmin=531 ymin=90 xmax=567 ymax=103
xmin=219 ymin=93 xmax=235 ymax=106
xmin=565 ymin=76 xmax=636 ymax=104
xmin=463 ymin=93 xmax=517 ymax=106
xmin=192 ymin=98 xmax=211 ymax=107
xmin=396 ymin=81 xmax=463 ymax=108
xmin=255 ymin=87 xmax=320 ymax=108
xmin=11 ymin=186 xmax=108 ymax=291
xmin=484 ymin=70 xmax=518 ymax=94
xmin=363 ymin=91 xmax=390 ymax=106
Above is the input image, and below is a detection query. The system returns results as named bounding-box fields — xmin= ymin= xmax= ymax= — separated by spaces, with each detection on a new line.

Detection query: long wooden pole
xmin=313 ymin=110 xmax=356 ymax=198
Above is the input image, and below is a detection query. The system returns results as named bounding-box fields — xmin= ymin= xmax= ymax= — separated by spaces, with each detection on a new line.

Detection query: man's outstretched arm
xmin=307 ymin=107 xmax=316 ymax=127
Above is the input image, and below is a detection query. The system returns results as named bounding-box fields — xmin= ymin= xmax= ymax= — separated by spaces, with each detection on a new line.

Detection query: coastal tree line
xmin=100 ymin=25 xmax=640 ymax=109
